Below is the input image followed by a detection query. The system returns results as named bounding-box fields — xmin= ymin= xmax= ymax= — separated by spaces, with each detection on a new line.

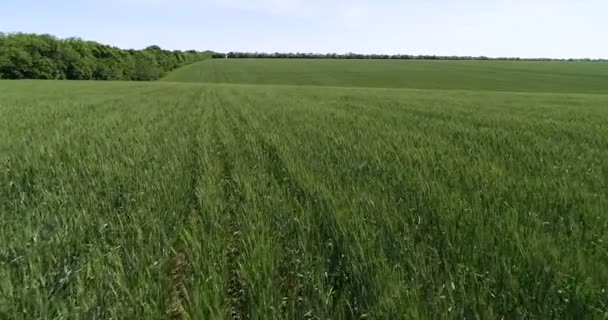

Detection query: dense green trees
xmin=213 ymin=51 xmax=605 ymax=61
xmin=3 ymin=33 xmax=601 ymax=81
xmin=0 ymin=33 xmax=211 ymax=80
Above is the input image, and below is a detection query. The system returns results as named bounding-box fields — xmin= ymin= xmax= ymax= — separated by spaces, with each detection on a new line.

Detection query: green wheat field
xmin=1 ymin=59 xmax=607 ymax=319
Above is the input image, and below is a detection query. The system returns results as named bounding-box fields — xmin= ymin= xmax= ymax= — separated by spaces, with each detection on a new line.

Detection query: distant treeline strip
xmin=0 ymin=33 xmax=211 ymax=80
xmin=213 ymin=52 xmax=607 ymax=62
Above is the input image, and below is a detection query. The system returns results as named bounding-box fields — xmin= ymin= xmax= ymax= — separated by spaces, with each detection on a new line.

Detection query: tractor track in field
xmin=231 ymin=106 xmax=313 ymax=317
xmin=168 ymin=90 xmax=206 ymax=320
xmin=211 ymin=102 xmax=248 ymax=320
xmin=258 ymin=141 xmax=356 ymax=307
xmin=230 ymin=107 xmax=311 ymax=316
xmin=231 ymin=108 xmax=315 ymax=319
xmin=168 ymin=148 xmax=199 ymax=320
xmin=231 ymin=104 xmax=367 ymax=316
xmin=168 ymin=249 xmax=188 ymax=320
xmin=168 ymin=145 xmax=204 ymax=320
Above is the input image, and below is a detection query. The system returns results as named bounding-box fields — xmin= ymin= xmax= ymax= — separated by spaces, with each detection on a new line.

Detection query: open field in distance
xmin=163 ymin=59 xmax=608 ymax=94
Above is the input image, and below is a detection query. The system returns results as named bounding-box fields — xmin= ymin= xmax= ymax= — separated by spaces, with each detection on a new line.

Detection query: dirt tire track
xmin=168 ymin=250 xmax=188 ymax=320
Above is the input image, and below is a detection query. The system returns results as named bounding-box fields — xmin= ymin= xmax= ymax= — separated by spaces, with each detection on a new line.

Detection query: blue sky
xmin=1 ymin=0 xmax=606 ymax=58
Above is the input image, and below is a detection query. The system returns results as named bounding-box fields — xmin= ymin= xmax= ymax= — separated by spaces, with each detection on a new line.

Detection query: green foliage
xmin=0 ymin=45 xmax=32 ymax=79
xmin=0 ymin=33 xmax=211 ymax=80
xmin=132 ymin=51 xmax=161 ymax=81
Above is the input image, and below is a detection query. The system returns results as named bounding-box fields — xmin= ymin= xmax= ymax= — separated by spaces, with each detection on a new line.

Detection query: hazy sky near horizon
xmin=1 ymin=0 xmax=606 ymax=58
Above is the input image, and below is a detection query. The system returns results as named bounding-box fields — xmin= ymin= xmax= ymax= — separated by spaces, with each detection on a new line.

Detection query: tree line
xmin=213 ymin=52 xmax=606 ymax=62
xmin=0 ymin=33 xmax=211 ymax=80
